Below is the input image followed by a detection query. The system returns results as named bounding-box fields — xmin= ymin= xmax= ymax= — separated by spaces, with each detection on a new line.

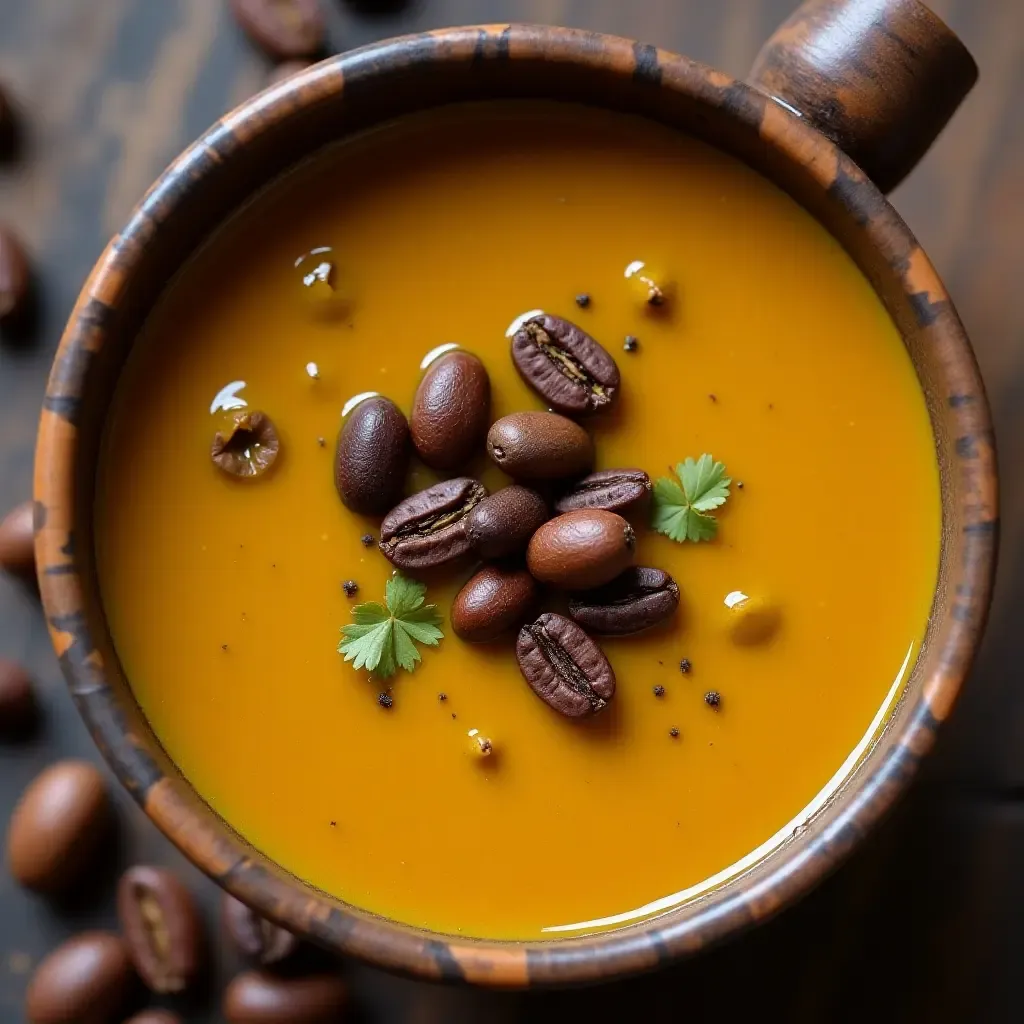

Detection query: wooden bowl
xmin=33 ymin=7 xmax=997 ymax=987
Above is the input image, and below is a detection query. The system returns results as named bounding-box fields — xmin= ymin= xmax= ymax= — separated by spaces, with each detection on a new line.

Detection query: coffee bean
xmin=555 ymin=468 xmax=652 ymax=515
xmin=410 ymin=350 xmax=491 ymax=470
xmin=212 ymin=410 xmax=280 ymax=479
xmin=223 ymin=970 xmax=349 ymax=1024
xmin=516 ymin=612 xmax=615 ymax=718
xmin=0 ymin=499 xmax=34 ymax=579
xmin=222 ymin=893 xmax=299 ymax=966
xmin=0 ymin=658 xmax=36 ymax=738
xmin=0 ymin=223 xmax=31 ymax=327
xmin=228 ymin=0 xmax=325 ymax=60
xmin=25 ymin=932 xmax=133 ymax=1024
xmin=117 ymin=866 xmax=204 ymax=994
xmin=125 ymin=1012 xmax=184 ymax=1024
xmin=452 ymin=565 xmax=539 ymax=643
xmin=379 ymin=477 xmax=486 ymax=569
xmin=335 ymin=395 xmax=410 ymax=515
xmin=7 ymin=760 xmax=110 ymax=894
xmin=511 ymin=314 xmax=619 ymax=415
xmin=465 ymin=485 xmax=548 ymax=559
xmin=527 ymin=510 xmax=635 ymax=590
xmin=487 ymin=411 xmax=593 ymax=481
xmin=568 ymin=567 xmax=680 ymax=634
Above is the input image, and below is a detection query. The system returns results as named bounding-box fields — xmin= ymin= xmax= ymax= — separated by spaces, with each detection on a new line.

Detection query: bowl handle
xmin=747 ymin=0 xmax=977 ymax=193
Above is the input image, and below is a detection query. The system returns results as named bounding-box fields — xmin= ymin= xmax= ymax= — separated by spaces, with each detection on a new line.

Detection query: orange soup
xmin=96 ymin=103 xmax=940 ymax=940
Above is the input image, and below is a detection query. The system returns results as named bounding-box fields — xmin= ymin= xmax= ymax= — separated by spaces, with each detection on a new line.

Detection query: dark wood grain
xmin=1 ymin=0 xmax=1022 ymax=1020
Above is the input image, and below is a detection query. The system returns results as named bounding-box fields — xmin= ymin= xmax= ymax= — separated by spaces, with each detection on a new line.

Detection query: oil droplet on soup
xmin=96 ymin=103 xmax=939 ymax=940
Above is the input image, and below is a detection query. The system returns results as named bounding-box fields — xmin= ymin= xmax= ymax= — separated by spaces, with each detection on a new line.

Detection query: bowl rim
xmin=33 ymin=23 xmax=998 ymax=987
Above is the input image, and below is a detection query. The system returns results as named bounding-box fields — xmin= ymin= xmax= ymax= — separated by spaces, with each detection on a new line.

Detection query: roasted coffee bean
xmin=223 ymin=894 xmax=299 ymax=966
xmin=555 ymin=468 xmax=652 ymax=515
xmin=117 ymin=866 xmax=204 ymax=994
xmin=0 ymin=498 xmax=34 ymax=578
xmin=510 ymin=313 xmax=620 ymax=415
xmin=410 ymin=350 xmax=491 ymax=470
xmin=25 ymin=932 xmax=133 ymax=1024
xmin=7 ymin=760 xmax=110 ymax=894
xmin=0 ymin=657 xmax=36 ymax=737
xmin=516 ymin=612 xmax=615 ymax=718
xmin=380 ymin=477 xmax=486 ymax=569
xmin=0 ymin=223 xmax=31 ymax=327
xmin=452 ymin=565 xmax=539 ymax=643
xmin=223 ymin=970 xmax=349 ymax=1024
xmin=465 ymin=485 xmax=548 ymax=559
xmin=335 ymin=395 xmax=410 ymax=515
xmin=568 ymin=567 xmax=680 ymax=634
xmin=487 ymin=411 xmax=593 ymax=481
xmin=212 ymin=410 xmax=280 ymax=479
xmin=228 ymin=0 xmax=325 ymax=59
xmin=527 ymin=510 xmax=635 ymax=590
xmin=125 ymin=1012 xmax=184 ymax=1024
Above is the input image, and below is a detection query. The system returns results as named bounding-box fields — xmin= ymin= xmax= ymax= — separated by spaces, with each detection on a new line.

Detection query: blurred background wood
xmin=0 ymin=1 xmax=1021 ymax=1020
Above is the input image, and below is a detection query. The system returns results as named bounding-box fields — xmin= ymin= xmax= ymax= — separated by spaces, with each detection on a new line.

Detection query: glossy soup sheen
xmin=96 ymin=103 xmax=940 ymax=940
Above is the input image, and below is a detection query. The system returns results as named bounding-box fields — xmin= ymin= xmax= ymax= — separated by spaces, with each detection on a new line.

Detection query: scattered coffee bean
xmin=679 ymin=658 xmax=692 ymax=674
xmin=0 ymin=223 xmax=31 ymax=327
xmin=670 ymin=727 xmax=680 ymax=738
xmin=516 ymin=612 xmax=615 ymax=718
xmin=379 ymin=477 xmax=486 ymax=569
xmin=452 ymin=565 xmax=539 ymax=643
xmin=212 ymin=410 xmax=280 ymax=479
xmin=360 ymin=533 xmax=374 ymax=547
xmin=342 ymin=580 xmax=358 ymax=597
xmin=223 ymin=970 xmax=349 ymax=1024
xmin=575 ymin=293 xmax=590 ymax=308
xmin=25 ymin=932 xmax=133 ymax=1024
xmin=334 ymin=395 xmax=410 ymax=515
xmin=378 ymin=692 xmax=393 ymax=709
xmin=117 ymin=866 xmax=204 ymax=995
xmin=0 ymin=658 xmax=35 ymax=737
xmin=511 ymin=313 xmax=620 ymax=415
xmin=228 ymin=0 xmax=325 ymax=59
xmin=222 ymin=894 xmax=299 ymax=966
xmin=623 ymin=335 xmax=638 ymax=352
xmin=555 ymin=468 xmax=652 ymax=515
xmin=125 ymin=1012 xmax=184 ymax=1024
xmin=568 ymin=567 xmax=679 ymax=634
xmin=527 ymin=510 xmax=635 ymax=590
xmin=0 ymin=499 xmax=34 ymax=579
xmin=487 ymin=411 xmax=593 ymax=481
xmin=410 ymin=350 xmax=491 ymax=470
xmin=7 ymin=760 xmax=110 ymax=894
xmin=653 ymin=685 xmax=665 ymax=698
xmin=705 ymin=691 xmax=722 ymax=709
xmin=466 ymin=485 xmax=549 ymax=559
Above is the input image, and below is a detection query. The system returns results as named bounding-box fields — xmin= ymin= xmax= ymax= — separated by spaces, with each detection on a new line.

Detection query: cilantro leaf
xmin=339 ymin=574 xmax=444 ymax=679
xmin=652 ymin=455 xmax=731 ymax=543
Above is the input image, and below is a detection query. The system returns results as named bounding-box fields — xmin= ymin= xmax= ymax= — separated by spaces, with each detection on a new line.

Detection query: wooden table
xmin=1 ymin=2 xmax=1021 ymax=1020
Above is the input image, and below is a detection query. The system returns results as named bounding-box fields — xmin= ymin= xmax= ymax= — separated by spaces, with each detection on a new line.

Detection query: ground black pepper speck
xmin=342 ymin=580 xmax=359 ymax=597
xmin=317 ymin=437 xmax=326 ymax=447
xmin=438 ymin=693 xmax=448 ymax=702
xmin=669 ymin=728 xmax=680 ymax=738
xmin=575 ymin=293 xmax=590 ymax=308
xmin=704 ymin=691 xmax=722 ymax=709
xmin=653 ymin=685 xmax=665 ymax=698
xmin=378 ymin=692 xmax=393 ymax=709
xmin=360 ymin=534 xmax=375 ymax=547
xmin=679 ymin=658 xmax=692 ymax=674
xmin=623 ymin=335 xmax=639 ymax=352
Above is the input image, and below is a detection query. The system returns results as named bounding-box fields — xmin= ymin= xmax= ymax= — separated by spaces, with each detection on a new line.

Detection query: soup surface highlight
xmin=96 ymin=103 xmax=940 ymax=940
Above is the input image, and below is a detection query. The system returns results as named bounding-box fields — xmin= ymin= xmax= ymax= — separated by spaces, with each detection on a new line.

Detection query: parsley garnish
xmin=652 ymin=454 xmax=731 ymax=543
xmin=338 ymin=574 xmax=443 ymax=679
